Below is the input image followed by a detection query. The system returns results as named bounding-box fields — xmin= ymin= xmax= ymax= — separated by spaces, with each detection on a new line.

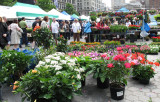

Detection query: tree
xmin=36 ymin=0 xmax=56 ymax=12
xmin=0 ymin=0 xmax=16 ymax=6
xmin=64 ymin=3 xmax=79 ymax=16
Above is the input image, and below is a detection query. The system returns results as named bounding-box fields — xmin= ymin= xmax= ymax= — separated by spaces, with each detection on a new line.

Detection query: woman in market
xmin=96 ymin=19 xmax=104 ymax=42
xmin=9 ymin=19 xmax=23 ymax=49
xmin=0 ymin=16 xmax=8 ymax=49
xmin=72 ymin=19 xmax=81 ymax=41
xmin=60 ymin=20 xmax=67 ymax=39
xmin=65 ymin=21 xmax=70 ymax=40
xmin=41 ymin=16 xmax=49 ymax=28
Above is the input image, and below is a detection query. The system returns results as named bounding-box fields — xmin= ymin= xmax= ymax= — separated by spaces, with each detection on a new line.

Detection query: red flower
xmin=154 ymin=62 xmax=160 ymax=66
xmin=60 ymin=35 xmax=63 ymax=38
xmin=101 ymin=54 xmax=107 ymax=58
xmin=130 ymin=62 xmax=136 ymax=66
xmin=113 ymin=54 xmax=126 ymax=61
xmin=151 ymin=67 xmax=155 ymax=71
xmin=124 ymin=63 xmax=131 ymax=68
xmin=107 ymin=63 xmax=114 ymax=68
xmin=117 ymin=47 xmax=122 ymax=51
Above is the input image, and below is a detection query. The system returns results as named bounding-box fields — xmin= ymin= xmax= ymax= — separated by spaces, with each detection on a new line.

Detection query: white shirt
xmin=126 ymin=22 xmax=131 ymax=27
xmin=72 ymin=22 xmax=81 ymax=33
xmin=51 ymin=21 xmax=59 ymax=33
xmin=41 ymin=21 xmax=48 ymax=28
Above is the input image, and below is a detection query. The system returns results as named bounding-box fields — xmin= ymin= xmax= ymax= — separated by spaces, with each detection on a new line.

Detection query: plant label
xmin=117 ymin=91 xmax=123 ymax=97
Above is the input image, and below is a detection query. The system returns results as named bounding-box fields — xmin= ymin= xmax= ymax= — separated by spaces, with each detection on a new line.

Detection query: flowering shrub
xmin=104 ymin=53 xmax=131 ymax=86
xmin=125 ymin=14 xmax=134 ymax=20
xmin=128 ymin=25 xmax=140 ymax=30
xmin=152 ymin=37 xmax=160 ymax=42
xmin=14 ymin=52 xmax=83 ymax=102
xmin=104 ymin=40 xmax=120 ymax=45
xmin=140 ymin=45 xmax=150 ymax=53
xmin=91 ymin=26 xmax=98 ymax=31
xmin=136 ymin=14 xmax=143 ymax=19
xmin=101 ymin=26 xmax=110 ymax=31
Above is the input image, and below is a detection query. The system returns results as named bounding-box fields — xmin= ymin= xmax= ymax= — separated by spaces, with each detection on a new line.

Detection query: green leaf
xmin=43 ymin=94 xmax=52 ymax=99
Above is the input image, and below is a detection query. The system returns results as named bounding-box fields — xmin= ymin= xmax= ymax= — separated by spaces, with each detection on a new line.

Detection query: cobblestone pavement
xmin=1 ymin=39 xmax=160 ymax=102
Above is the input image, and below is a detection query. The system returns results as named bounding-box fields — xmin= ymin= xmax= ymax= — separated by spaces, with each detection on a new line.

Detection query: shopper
xmin=19 ymin=17 xmax=28 ymax=48
xmin=51 ymin=18 xmax=59 ymax=45
xmin=96 ymin=20 xmax=104 ymax=42
xmin=41 ymin=16 xmax=49 ymax=28
xmin=65 ymin=21 xmax=70 ymax=40
xmin=10 ymin=19 xmax=23 ymax=49
xmin=0 ymin=16 xmax=8 ymax=49
xmin=60 ymin=21 xmax=66 ymax=39
xmin=72 ymin=19 xmax=81 ymax=41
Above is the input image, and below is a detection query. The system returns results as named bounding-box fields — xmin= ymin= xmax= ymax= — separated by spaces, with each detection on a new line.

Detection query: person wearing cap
xmin=51 ymin=18 xmax=59 ymax=45
xmin=19 ymin=17 xmax=28 ymax=48
xmin=31 ymin=17 xmax=40 ymax=49
xmin=72 ymin=19 xmax=81 ymax=41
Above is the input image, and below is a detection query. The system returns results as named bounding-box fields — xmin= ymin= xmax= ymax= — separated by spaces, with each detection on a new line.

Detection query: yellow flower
xmin=72 ymin=82 xmax=75 ymax=85
xmin=32 ymin=69 xmax=37 ymax=73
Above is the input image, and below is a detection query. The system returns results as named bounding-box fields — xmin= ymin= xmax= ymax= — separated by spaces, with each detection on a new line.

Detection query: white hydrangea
xmin=54 ymin=65 xmax=63 ymax=70
xmin=51 ymin=61 xmax=58 ymax=65
xmin=60 ymin=60 xmax=67 ymax=64
xmin=77 ymin=74 xmax=81 ymax=79
xmin=56 ymin=71 xmax=62 ymax=75
xmin=53 ymin=57 xmax=60 ymax=61
xmin=65 ymin=57 xmax=70 ymax=60
xmin=45 ymin=55 xmax=53 ymax=59
xmin=45 ymin=59 xmax=51 ymax=63
xmin=39 ymin=61 xmax=45 ymax=65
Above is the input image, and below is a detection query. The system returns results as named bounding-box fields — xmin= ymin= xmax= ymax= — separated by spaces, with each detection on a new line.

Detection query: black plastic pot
xmin=110 ymin=83 xmax=125 ymax=100
xmin=132 ymin=76 xmax=139 ymax=81
xmin=139 ymin=79 xmax=150 ymax=85
xmin=0 ymin=85 xmax=2 ymax=101
xmin=81 ymin=78 xmax=86 ymax=87
xmin=146 ymin=53 xmax=158 ymax=55
xmin=97 ymin=78 xmax=109 ymax=89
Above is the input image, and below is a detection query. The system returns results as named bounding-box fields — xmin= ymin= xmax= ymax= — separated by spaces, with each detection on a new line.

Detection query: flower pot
xmin=132 ymin=76 xmax=139 ymax=80
xmin=0 ymin=85 xmax=2 ymax=101
xmin=97 ymin=78 xmax=109 ymax=89
xmin=81 ymin=78 xmax=86 ymax=87
xmin=110 ymin=83 xmax=125 ymax=100
xmin=139 ymin=79 xmax=150 ymax=85
xmin=120 ymin=39 xmax=125 ymax=44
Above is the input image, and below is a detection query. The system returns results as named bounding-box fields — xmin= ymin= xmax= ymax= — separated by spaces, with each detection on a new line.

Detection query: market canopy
xmin=48 ymin=9 xmax=71 ymax=20
xmin=71 ymin=14 xmax=79 ymax=20
xmin=79 ymin=15 xmax=90 ymax=21
xmin=116 ymin=7 xmax=129 ymax=12
xmin=11 ymin=2 xmax=58 ymax=18
xmin=0 ymin=6 xmax=17 ymax=19
xmin=61 ymin=11 xmax=70 ymax=16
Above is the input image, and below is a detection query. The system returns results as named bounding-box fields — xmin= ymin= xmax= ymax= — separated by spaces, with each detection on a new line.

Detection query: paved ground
xmin=1 ymin=37 xmax=160 ymax=102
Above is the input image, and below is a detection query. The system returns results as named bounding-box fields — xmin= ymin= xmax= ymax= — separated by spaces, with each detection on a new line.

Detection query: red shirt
xmin=97 ymin=22 xmax=104 ymax=28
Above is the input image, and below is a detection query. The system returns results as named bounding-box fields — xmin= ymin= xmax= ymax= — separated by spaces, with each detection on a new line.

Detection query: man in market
xmin=19 ymin=17 xmax=28 ymax=48
xmin=51 ymin=18 xmax=59 ymax=45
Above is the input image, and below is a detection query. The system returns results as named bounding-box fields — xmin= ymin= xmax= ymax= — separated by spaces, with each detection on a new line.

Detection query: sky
xmin=102 ymin=0 xmax=132 ymax=8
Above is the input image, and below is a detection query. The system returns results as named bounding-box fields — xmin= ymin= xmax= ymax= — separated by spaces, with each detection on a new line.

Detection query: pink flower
xmin=107 ymin=63 xmax=114 ymax=68
xmin=124 ymin=63 xmax=131 ymax=68
xmin=101 ymin=54 xmax=107 ymax=58
xmin=117 ymin=47 xmax=122 ymax=51
xmin=105 ymin=57 xmax=110 ymax=60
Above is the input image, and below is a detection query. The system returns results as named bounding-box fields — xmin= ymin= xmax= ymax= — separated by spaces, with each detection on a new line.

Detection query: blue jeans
xmin=96 ymin=31 xmax=103 ymax=42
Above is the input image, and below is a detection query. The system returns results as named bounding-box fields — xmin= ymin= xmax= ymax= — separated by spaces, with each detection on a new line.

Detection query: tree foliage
xmin=64 ymin=3 xmax=79 ymax=16
xmin=36 ymin=0 xmax=56 ymax=12
xmin=0 ymin=0 xmax=16 ymax=6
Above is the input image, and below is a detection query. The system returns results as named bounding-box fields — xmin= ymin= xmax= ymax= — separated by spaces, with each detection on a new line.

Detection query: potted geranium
xmin=14 ymin=52 xmax=83 ymax=102
xmin=134 ymin=65 xmax=155 ymax=85
xmin=106 ymin=54 xmax=131 ymax=100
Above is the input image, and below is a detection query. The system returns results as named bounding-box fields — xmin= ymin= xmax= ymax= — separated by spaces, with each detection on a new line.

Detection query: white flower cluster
xmin=36 ymin=52 xmax=78 ymax=71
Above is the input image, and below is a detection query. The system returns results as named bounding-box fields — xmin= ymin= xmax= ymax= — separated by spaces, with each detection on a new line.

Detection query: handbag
xmin=17 ymin=28 xmax=23 ymax=38
xmin=77 ymin=30 xmax=81 ymax=34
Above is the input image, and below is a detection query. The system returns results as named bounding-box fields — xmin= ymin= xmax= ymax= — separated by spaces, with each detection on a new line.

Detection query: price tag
xmin=117 ymin=35 xmax=119 ymax=38
xmin=117 ymin=91 xmax=123 ymax=97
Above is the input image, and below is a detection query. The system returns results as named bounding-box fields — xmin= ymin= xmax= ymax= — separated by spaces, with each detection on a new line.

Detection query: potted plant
xmin=56 ymin=36 xmax=68 ymax=52
xmin=135 ymin=65 xmax=155 ymax=85
xmin=120 ymin=39 xmax=125 ymax=44
xmin=91 ymin=58 xmax=110 ymax=89
xmin=14 ymin=52 xmax=83 ymax=102
xmin=106 ymin=54 xmax=131 ymax=100
xmin=0 ymin=50 xmax=33 ymax=84
xmin=33 ymin=27 xmax=54 ymax=49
